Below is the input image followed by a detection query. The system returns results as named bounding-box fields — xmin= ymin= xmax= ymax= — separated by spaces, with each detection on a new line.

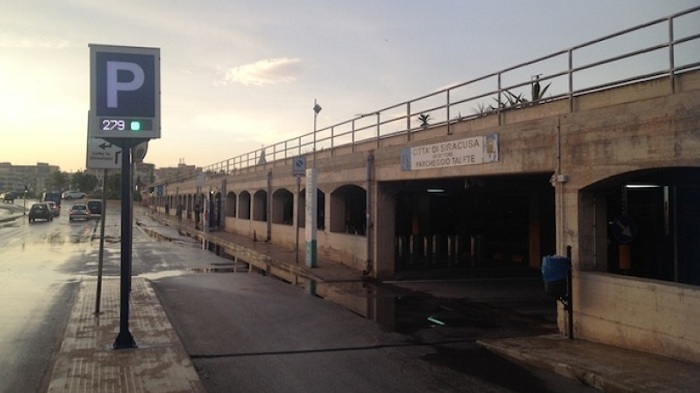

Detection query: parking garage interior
xmin=583 ymin=167 xmax=700 ymax=286
xmin=392 ymin=173 xmax=556 ymax=276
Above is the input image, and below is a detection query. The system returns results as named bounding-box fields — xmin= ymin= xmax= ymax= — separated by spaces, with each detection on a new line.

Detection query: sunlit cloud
xmin=218 ymin=57 xmax=302 ymax=87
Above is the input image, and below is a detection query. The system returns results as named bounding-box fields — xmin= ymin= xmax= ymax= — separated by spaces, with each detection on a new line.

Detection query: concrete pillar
xmin=374 ymin=183 xmax=396 ymax=279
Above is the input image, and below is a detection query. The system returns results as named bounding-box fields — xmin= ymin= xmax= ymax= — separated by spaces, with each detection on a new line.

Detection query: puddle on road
xmin=138 ymin=223 xmax=555 ymax=340
xmin=138 ymin=262 xmax=244 ymax=281
xmin=188 ymin=267 xmax=237 ymax=273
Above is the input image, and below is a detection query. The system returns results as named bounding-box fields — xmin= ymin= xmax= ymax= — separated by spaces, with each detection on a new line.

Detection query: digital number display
xmin=100 ymin=118 xmax=153 ymax=132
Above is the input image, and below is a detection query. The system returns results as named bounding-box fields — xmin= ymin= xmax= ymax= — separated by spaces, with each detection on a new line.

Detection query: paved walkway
xmin=46 ymin=278 xmax=205 ymax=393
xmin=44 ymin=208 xmax=700 ymax=392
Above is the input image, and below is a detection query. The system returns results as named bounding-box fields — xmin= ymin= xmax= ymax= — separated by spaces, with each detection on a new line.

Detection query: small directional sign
xmin=612 ymin=215 xmax=638 ymax=244
xmin=86 ymin=137 xmax=122 ymax=169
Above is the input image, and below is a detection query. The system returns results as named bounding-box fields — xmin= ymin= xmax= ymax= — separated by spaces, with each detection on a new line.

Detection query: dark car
xmin=69 ymin=204 xmax=91 ymax=222
xmin=1 ymin=192 xmax=15 ymax=203
xmin=86 ymin=200 xmax=103 ymax=216
xmin=28 ymin=203 xmax=53 ymax=222
xmin=42 ymin=191 xmax=62 ymax=208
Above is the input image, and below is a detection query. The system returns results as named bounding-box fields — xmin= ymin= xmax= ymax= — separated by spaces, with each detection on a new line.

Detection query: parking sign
xmin=89 ymin=44 xmax=160 ymax=139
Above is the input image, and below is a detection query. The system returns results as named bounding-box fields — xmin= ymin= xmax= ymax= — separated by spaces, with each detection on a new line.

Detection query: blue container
xmin=541 ymin=255 xmax=570 ymax=282
xmin=542 ymin=255 xmax=570 ymax=297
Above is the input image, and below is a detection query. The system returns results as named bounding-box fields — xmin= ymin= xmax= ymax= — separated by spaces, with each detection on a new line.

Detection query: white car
xmin=62 ymin=191 xmax=86 ymax=200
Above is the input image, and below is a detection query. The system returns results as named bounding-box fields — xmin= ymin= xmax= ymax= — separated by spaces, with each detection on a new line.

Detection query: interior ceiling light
xmin=625 ymin=184 xmax=661 ymax=189
xmin=427 ymin=188 xmax=445 ymax=193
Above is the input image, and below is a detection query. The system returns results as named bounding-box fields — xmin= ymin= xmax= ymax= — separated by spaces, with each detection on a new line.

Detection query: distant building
xmin=0 ymin=162 xmax=60 ymax=195
xmin=154 ymin=162 xmax=199 ymax=184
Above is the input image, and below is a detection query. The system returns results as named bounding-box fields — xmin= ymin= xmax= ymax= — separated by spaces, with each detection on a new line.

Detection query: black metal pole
xmin=95 ymin=169 xmax=108 ymax=315
xmin=566 ymin=245 xmax=574 ymax=340
xmin=113 ymin=140 xmax=136 ymax=349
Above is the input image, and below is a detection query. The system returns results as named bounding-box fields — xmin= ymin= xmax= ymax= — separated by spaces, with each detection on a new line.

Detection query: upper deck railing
xmin=166 ymin=6 xmax=700 ymax=184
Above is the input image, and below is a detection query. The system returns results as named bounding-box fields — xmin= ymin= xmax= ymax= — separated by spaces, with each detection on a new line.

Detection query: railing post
xmin=497 ymin=72 xmax=503 ymax=126
xmin=447 ymin=89 xmax=452 ymax=135
xmin=568 ymin=49 xmax=574 ymax=113
xmin=375 ymin=112 xmax=381 ymax=148
xmin=668 ymin=16 xmax=675 ymax=94
xmin=351 ymin=119 xmax=356 ymax=153
xmin=406 ymin=102 xmax=412 ymax=141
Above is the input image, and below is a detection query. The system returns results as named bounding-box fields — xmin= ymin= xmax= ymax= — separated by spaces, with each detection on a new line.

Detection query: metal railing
xmin=165 ymin=6 xmax=700 ymax=185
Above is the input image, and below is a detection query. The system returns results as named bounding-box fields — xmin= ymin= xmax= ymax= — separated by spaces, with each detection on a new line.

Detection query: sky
xmin=1 ymin=0 xmax=698 ymax=172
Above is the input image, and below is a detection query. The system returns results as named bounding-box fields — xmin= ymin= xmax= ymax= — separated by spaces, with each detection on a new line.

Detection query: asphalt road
xmin=0 ymin=201 xmax=596 ymax=392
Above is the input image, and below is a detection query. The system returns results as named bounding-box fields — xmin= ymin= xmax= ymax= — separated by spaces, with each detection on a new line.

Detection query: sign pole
xmin=94 ymin=169 xmax=108 ymax=315
xmin=113 ymin=139 xmax=137 ymax=349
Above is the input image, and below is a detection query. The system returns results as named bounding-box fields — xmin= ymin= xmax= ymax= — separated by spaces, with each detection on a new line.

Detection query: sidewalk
xmin=478 ymin=335 xmax=700 ymax=393
xmin=46 ymin=278 xmax=205 ymax=393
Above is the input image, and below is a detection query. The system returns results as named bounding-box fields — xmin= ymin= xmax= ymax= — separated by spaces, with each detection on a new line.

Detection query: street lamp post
xmin=307 ymin=100 xmax=322 ymax=269
xmin=313 ymin=99 xmax=322 ymax=166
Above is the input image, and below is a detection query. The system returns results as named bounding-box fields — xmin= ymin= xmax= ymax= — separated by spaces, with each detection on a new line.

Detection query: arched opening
xmin=253 ymin=189 xmax=267 ymax=222
xmin=239 ymin=191 xmax=251 ymax=220
xmin=272 ymin=188 xmax=293 ymax=225
xmin=581 ymin=167 xmax=700 ymax=285
xmin=297 ymin=188 xmax=325 ymax=229
xmin=226 ymin=191 xmax=237 ymax=218
xmin=330 ymin=185 xmax=366 ymax=235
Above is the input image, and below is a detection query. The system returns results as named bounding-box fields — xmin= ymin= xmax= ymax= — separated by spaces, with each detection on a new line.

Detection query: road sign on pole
xmin=89 ymin=44 xmax=160 ymax=140
xmin=86 ymin=137 xmax=122 ymax=169
xmin=88 ymin=44 xmax=161 ymax=350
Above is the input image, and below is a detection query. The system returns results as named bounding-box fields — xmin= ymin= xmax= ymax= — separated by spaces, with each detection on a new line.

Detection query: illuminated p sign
xmin=107 ymin=61 xmax=145 ymax=108
xmin=89 ymin=44 xmax=160 ymax=139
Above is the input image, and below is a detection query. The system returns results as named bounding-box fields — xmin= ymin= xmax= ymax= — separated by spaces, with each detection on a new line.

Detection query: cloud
xmin=218 ymin=57 xmax=302 ymax=87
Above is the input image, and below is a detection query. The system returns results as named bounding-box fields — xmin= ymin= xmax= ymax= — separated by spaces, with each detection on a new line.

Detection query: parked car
xmin=86 ymin=200 xmax=103 ymax=216
xmin=28 ymin=203 xmax=53 ymax=222
xmin=69 ymin=204 xmax=91 ymax=222
xmin=62 ymin=191 xmax=87 ymax=200
xmin=46 ymin=201 xmax=60 ymax=217
xmin=1 ymin=192 xmax=15 ymax=203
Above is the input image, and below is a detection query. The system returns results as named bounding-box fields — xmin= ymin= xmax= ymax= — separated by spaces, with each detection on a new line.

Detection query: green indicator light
xmin=130 ymin=121 xmax=142 ymax=131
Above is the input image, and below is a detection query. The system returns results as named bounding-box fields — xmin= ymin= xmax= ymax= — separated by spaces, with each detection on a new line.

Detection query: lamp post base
xmin=113 ymin=330 xmax=137 ymax=350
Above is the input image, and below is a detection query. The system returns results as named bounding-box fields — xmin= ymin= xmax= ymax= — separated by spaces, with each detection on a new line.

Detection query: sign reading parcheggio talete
xmin=89 ymin=44 xmax=160 ymax=139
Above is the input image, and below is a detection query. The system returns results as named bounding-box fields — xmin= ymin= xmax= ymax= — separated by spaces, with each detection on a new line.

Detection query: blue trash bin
xmin=541 ymin=255 xmax=570 ymax=297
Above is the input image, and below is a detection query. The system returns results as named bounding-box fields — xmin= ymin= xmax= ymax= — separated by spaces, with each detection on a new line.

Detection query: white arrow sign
xmin=86 ymin=137 xmax=122 ymax=169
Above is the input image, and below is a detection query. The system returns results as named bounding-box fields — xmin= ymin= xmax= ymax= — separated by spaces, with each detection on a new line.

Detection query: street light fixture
xmin=313 ymin=99 xmax=322 ymax=166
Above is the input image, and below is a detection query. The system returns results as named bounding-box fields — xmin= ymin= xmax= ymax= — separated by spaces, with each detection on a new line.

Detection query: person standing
xmin=194 ymin=203 xmax=201 ymax=229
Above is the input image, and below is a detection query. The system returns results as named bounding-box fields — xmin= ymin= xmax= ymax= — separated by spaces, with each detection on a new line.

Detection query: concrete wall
xmin=575 ymin=272 xmax=700 ymax=364
xmin=560 ymin=71 xmax=700 ymax=363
